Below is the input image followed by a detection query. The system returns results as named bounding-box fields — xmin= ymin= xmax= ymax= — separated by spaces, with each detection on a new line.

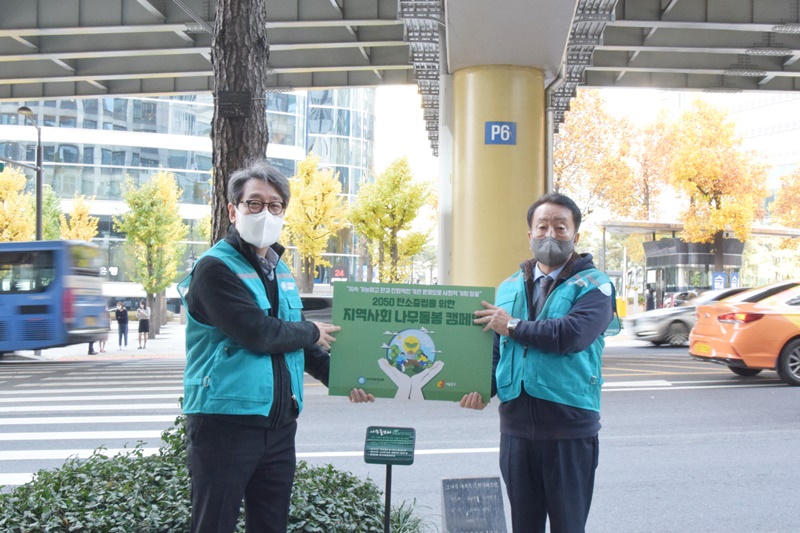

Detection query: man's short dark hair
xmin=526 ymin=193 xmax=582 ymax=232
xmin=227 ymin=160 xmax=291 ymax=207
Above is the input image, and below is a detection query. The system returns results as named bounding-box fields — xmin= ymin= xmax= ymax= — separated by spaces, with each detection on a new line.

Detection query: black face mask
xmin=530 ymin=237 xmax=574 ymax=267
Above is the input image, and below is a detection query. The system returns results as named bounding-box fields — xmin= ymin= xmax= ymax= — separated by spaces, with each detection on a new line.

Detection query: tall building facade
xmin=0 ymin=88 xmax=375 ymax=294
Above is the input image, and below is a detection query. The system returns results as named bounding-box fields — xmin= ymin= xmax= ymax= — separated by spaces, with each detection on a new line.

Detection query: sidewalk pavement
xmin=6 ymin=317 xmax=635 ymax=362
xmin=7 ymin=322 xmax=187 ymax=362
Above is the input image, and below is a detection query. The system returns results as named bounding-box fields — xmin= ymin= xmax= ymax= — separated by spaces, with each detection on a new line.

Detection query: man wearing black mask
xmin=464 ymin=192 xmax=615 ymax=533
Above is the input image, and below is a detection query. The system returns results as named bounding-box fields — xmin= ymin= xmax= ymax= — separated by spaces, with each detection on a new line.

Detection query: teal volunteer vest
xmin=179 ymin=240 xmax=306 ymax=416
xmin=494 ymin=268 xmax=613 ymax=412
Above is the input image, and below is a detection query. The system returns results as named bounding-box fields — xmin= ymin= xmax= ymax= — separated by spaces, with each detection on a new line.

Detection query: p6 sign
xmin=484 ymin=121 xmax=516 ymax=145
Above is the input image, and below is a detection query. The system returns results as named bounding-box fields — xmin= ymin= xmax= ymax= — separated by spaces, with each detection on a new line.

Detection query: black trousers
xmin=499 ymin=433 xmax=599 ymax=533
xmin=186 ymin=415 xmax=298 ymax=533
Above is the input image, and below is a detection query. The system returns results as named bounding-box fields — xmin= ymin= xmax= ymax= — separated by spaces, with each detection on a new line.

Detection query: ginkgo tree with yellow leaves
xmin=115 ymin=170 xmax=188 ymax=335
xmin=60 ymin=194 xmax=100 ymax=241
xmin=349 ymin=157 xmax=430 ymax=283
xmin=283 ymin=154 xmax=350 ymax=293
xmin=553 ymin=90 xmax=635 ymax=219
xmin=0 ymin=166 xmax=35 ymax=241
xmin=624 ymin=112 xmax=675 ymax=221
xmin=668 ymin=99 xmax=770 ymax=272
xmin=770 ymin=168 xmax=800 ymax=250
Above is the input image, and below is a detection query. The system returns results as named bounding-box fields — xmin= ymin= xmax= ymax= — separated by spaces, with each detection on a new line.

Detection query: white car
xmin=625 ymin=288 xmax=749 ymax=346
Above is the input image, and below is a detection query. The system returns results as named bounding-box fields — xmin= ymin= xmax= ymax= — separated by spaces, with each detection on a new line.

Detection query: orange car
xmin=689 ymin=280 xmax=800 ymax=386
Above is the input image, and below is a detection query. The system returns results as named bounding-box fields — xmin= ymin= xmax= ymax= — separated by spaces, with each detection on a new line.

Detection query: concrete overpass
xmin=3 ymin=0 xmax=800 ymax=287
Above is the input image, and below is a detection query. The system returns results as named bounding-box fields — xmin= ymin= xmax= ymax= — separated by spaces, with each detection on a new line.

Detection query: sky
xmin=373 ymin=85 xmax=439 ymax=183
xmin=372 ymin=84 xmax=800 ymax=190
xmin=371 ymin=85 xmax=675 ymax=185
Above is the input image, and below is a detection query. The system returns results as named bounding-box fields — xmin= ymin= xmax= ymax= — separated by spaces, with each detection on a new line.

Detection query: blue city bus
xmin=0 ymin=240 xmax=110 ymax=356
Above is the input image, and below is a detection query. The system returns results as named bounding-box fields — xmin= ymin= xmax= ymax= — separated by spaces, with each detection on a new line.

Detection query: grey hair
xmin=227 ymin=161 xmax=291 ymax=207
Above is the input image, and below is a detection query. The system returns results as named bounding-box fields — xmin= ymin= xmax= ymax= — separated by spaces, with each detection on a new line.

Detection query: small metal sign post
xmin=364 ymin=426 xmax=416 ymax=533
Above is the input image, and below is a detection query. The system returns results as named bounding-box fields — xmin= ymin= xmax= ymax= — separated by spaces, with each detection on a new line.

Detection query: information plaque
xmin=217 ymin=91 xmax=251 ymax=118
xmin=442 ymin=477 xmax=507 ymax=533
xmin=364 ymin=426 xmax=416 ymax=466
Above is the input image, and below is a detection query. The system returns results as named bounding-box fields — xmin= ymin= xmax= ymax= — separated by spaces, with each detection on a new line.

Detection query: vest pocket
xmin=285 ymin=293 xmax=304 ymax=322
xmin=535 ymin=352 xmax=596 ymax=394
xmin=496 ymin=338 xmax=515 ymax=389
xmin=209 ymin=345 xmax=272 ymax=402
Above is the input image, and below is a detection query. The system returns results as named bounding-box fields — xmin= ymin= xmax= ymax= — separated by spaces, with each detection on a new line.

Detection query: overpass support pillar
xmin=450 ymin=65 xmax=545 ymax=288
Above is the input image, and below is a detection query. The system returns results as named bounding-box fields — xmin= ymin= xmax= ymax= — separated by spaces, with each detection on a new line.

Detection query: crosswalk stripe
xmin=0 ymin=430 xmax=163 ymax=441
xmin=0 ymin=415 xmax=178 ymax=425
xmin=0 ymin=387 xmax=183 ymax=395
xmin=0 ymin=393 xmax=181 ymax=403
xmin=0 ymin=360 xmax=185 ymax=488
xmin=13 ymin=380 xmax=181 ymax=387
xmin=41 ymin=372 xmax=184 ymax=378
xmin=3 ymin=403 xmax=180 ymax=413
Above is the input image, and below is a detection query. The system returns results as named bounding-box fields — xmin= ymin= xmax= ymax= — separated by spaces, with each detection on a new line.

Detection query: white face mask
xmin=236 ymin=209 xmax=284 ymax=249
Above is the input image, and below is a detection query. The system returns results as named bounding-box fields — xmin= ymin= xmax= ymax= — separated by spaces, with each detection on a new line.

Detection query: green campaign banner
xmin=328 ymin=281 xmax=495 ymax=402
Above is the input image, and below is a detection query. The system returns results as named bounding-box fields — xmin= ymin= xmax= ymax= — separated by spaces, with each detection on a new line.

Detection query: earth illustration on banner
xmin=382 ymin=328 xmax=441 ymax=376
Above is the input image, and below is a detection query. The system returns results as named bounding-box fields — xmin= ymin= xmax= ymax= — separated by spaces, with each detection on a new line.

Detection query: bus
xmin=0 ymin=240 xmax=110 ymax=357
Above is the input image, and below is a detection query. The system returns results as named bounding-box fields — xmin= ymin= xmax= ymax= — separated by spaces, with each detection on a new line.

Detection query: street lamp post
xmin=17 ymin=106 xmax=43 ymax=241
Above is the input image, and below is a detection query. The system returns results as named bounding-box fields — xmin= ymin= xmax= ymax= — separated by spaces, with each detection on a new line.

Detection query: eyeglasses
xmin=239 ymin=199 xmax=285 ymax=215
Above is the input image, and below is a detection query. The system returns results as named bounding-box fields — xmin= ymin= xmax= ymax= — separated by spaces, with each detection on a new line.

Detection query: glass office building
xmin=0 ymin=88 xmax=375 ymax=291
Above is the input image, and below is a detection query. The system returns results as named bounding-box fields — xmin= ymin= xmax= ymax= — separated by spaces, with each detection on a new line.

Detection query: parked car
xmin=689 ymin=280 xmax=800 ymax=385
xmin=301 ymin=294 xmax=333 ymax=322
xmin=625 ymin=287 xmax=749 ymax=346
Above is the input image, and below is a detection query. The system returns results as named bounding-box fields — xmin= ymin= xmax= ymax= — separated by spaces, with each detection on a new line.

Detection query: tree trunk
xmin=149 ymin=292 xmax=166 ymax=337
xmin=147 ymin=293 xmax=161 ymax=339
xmin=389 ymin=229 xmax=400 ymax=282
xmin=365 ymin=242 xmax=374 ymax=283
xmin=210 ymin=0 xmax=270 ymax=244
xmin=378 ymin=242 xmax=385 ymax=282
xmin=358 ymin=235 xmax=373 ymax=282
xmin=298 ymin=256 xmax=315 ymax=293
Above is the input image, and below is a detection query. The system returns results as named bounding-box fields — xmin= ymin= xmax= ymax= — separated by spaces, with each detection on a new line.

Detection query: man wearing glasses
xmin=179 ymin=161 xmax=373 ymax=533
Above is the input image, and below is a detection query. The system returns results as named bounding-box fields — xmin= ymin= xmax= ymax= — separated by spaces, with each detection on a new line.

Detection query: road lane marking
xmin=1 ymin=447 xmax=501 ymax=488
xmin=0 ymin=448 xmax=162 ymax=487
xmin=603 ymin=380 xmax=672 ymax=388
xmin=297 ymin=447 xmax=500 ymax=459
xmin=0 ymin=473 xmax=35 ymax=486
xmin=603 ymin=383 xmax=783 ymax=392
xmin=0 ymin=447 xmax=161 ymax=461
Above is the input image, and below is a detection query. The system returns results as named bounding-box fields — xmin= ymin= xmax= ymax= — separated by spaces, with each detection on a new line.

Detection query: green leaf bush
xmin=0 ymin=417 xmax=437 ymax=532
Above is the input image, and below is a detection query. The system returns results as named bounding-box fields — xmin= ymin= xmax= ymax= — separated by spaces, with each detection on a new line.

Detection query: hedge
xmin=0 ymin=417 xmax=436 ymax=532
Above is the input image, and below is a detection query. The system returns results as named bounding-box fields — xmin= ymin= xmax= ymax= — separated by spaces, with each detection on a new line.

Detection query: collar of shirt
xmin=533 ymin=262 xmax=567 ymax=284
xmin=257 ymin=247 xmax=280 ymax=280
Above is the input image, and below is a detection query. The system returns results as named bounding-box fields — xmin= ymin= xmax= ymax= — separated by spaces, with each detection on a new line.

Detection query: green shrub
xmin=0 ymin=417 xmax=436 ymax=532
